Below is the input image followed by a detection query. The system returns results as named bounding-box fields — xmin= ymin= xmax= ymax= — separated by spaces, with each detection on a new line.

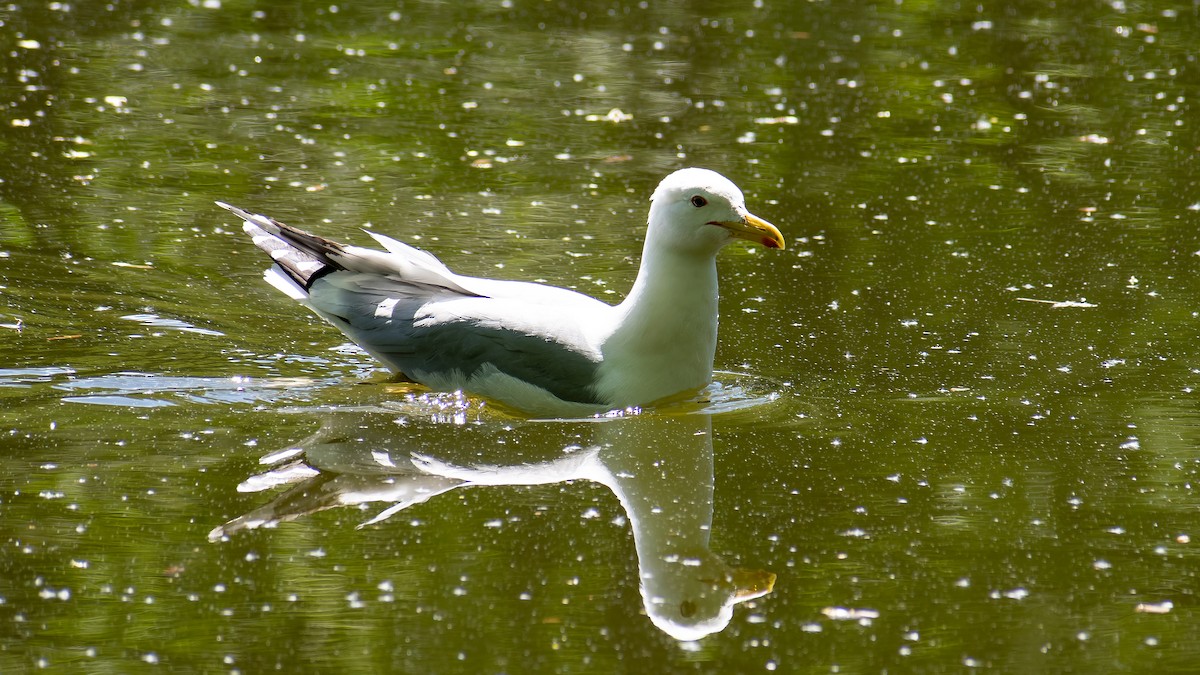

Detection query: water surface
xmin=2 ymin=1 xmax=1199 ymax=672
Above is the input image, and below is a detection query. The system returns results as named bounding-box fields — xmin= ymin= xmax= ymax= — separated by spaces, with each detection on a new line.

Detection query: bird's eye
xmin=690 ymin=195 xmax=707 ymax=208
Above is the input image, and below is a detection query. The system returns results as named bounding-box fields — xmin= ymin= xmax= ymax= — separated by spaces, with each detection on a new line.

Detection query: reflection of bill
xmin=211 ymin=412 xmax=775 ymax=640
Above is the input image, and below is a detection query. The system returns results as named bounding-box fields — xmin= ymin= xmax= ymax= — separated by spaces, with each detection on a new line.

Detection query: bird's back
xmin=223 ymin=202 xmax=616 ymax=413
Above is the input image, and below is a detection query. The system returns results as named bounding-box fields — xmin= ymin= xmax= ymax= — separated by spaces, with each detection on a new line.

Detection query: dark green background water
xmin=3 ymin=0 xmax=1199 ymax=672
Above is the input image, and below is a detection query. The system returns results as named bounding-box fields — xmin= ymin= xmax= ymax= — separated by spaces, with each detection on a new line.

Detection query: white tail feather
xmin=263 ymin=266 xmax=309 ymax=301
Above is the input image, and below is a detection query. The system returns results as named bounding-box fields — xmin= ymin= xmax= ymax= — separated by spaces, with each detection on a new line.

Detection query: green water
xmin=3 ymin=0 xmax=1200 ymax=672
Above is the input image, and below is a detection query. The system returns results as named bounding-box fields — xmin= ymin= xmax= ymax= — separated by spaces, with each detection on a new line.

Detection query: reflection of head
xmin=639 ymin=548 xmax=776 ymax=641
xmin=592 ymin=414 xmax=776 ymax=640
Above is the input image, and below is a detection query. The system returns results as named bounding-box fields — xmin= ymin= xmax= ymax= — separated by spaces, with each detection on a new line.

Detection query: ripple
xmin=228 ymin=371 xmax=782 ymax=422
xmin=120 ymin=313 xmax=225 ymax=336
xmin=0 ymin=366 xmax=76 ymax=388
xmin=54 ymin=373 xmax=324 ymax=407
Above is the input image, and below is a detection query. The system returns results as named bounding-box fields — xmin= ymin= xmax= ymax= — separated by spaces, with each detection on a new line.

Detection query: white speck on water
xmin=991 ymin=587 xmax=1029 ymax=600
xmin=1135 ymin=600 xmax=1173 ymax=614
xmin=822 ymin=606 xmax=880 ymax=621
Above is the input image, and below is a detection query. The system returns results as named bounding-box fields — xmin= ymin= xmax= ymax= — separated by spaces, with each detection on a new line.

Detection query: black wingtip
xmin=216 ymin=200 xmax=264 ymax=225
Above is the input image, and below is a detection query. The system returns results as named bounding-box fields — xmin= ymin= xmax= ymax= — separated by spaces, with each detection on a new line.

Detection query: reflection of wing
xmin=207 ymin=462 xmax=462 ymax=541
xmin=211 ymin=412 xmax=775 ymax=641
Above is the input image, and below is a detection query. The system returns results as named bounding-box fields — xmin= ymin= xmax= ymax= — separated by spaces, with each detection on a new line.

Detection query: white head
xmin=647 ymin=168 xmax=785 ymax=256
xmin=639 ymin=550 xmax=777 ymax=641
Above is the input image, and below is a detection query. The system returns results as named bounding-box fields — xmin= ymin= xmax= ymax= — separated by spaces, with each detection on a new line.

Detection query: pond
xmin=2 ymin=0 xmax=1199 ymax=672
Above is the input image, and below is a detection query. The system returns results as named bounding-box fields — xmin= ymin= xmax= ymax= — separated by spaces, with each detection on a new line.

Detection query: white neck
xmin=621 ymin=241 xmax=719 ymax=334
xmin=594 ymin=236 xmax=720 ymax=407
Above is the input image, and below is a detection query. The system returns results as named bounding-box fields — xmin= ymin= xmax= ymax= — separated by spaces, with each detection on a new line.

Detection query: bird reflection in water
xmin=211 ymin=410 xmax=774 ymax=640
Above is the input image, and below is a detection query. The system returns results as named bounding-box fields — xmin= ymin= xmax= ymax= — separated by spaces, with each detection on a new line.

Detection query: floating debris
xmin=821 ymin=606 xmax=880 ymax=621
xmin=1134 ymin=600 xmax=1173 ymax=614
xmin=994 ymin=588 xmax=1029 ymax=600
xmin=121 ymin=313 xmax=224 ymax=336
xmin=754 ymin=116 xmax=799 ymax=125
xmin=1016 ymin=297 xmax=1097 ymax=308
xmin=585 ymin=108 xmax=632 ymax=123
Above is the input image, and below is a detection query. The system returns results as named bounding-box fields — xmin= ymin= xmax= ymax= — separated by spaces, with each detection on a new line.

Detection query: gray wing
xmin=221 ymin=202 xmax=606 ymax=405
xmin=311 ymin=273 xmax=606 ymax=405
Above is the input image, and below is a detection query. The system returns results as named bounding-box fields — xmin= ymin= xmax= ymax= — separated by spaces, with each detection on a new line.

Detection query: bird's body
xmin=220 ymin=168 xmax=783 ymax=417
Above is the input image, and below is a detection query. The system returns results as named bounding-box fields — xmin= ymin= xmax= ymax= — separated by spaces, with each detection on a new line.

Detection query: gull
xmin=218 ymin=168 xmax=784 ymax=416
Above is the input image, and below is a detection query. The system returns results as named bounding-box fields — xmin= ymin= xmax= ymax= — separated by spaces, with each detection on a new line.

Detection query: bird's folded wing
xmin=308 ymin=275 xmax=606 ymax=405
